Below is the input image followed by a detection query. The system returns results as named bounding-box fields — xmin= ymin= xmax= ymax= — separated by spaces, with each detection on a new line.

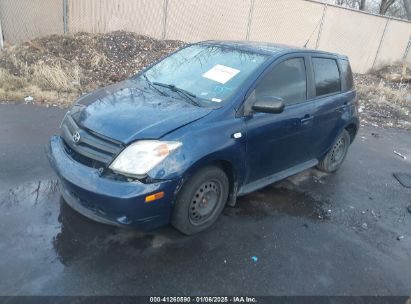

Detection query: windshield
xmin=141 ymin=44 xmax=269 ymax=105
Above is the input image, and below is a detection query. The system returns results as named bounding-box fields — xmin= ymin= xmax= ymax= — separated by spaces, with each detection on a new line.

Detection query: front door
xmin=244 ymin=56 xmax=315 ymax=185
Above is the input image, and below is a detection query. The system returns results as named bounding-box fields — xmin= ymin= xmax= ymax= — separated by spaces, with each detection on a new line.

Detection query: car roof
xmin=197 ymin=40 xmax=348 ymax=60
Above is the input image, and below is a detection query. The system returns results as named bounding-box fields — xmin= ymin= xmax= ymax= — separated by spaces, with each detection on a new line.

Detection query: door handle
xmin=300 ymin=115 xmax=313 ymax=125
xmin=336 ymin=105 xmax=347 ymax=113
xmin=336 ymin=101 xmax=348 ymax=113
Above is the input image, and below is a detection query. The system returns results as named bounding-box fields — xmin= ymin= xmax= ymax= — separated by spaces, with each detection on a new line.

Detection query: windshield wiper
xmin=142 ymin=74 xmax=169 ymax=97
xmin=152 ymin=82 xmax=201 ymax=107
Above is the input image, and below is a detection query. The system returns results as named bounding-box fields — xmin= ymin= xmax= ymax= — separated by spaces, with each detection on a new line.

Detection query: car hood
xmin=73 ymin=80 xmax=212 ymax=144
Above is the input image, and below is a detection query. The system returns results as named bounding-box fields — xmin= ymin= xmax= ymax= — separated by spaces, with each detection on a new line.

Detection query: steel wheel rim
xmin=189 ymin=179 xmax=222 ymax=226
xmin=330 ymin=137 xmax=347 ymax=168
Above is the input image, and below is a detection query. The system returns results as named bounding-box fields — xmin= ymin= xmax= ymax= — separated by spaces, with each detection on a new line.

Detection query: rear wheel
xmin=171 ymin=166 xmax=229 ymax=235
xmin=317 ymin=129 xmax=350 ymax=173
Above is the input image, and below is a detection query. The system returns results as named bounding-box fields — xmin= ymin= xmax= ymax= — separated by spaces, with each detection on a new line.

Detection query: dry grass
xmin=90 ymin=52 xmax=108 ymax=68
xmin=356 ymin=79 xmax=411 ymax=128
xmin=32 ymin=62 xmax=81 ymax=91
xmin=357 ymin=82 xmax=409 ymax=107
xmin=0 ymin=58 xmax=81 ymax=106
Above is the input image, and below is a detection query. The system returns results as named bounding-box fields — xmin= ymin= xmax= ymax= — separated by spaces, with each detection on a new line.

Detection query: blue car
xmin=47 ymin=41 xmax=359 ymax=234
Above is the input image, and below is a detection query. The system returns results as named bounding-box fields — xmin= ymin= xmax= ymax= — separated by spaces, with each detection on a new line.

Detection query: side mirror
xmin=252 ymin=96 xmax=285 ymax=114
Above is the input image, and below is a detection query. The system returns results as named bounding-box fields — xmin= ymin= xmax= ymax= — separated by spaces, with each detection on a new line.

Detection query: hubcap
xmin=189 ymin=180 xmax=221 ymax=225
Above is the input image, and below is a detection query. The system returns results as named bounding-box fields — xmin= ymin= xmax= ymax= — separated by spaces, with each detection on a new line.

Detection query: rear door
xmin=308 ymin=56 xmax=347 ymax=158
xmin=243 ymin=55 xmax=316 ymax=185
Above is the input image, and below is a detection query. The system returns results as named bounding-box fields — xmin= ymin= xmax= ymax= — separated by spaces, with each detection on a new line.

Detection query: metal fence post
xmin=63 ymin=0 xmax=68 ymax=34
xmin=245 ymin=0 xmax=255 ymax=41
xmin=162 ymin=0 xmax=168 ymax=40
xmin=400 ymin=35 xmax=411 ymax=77
xmin=0 ymin=17 xmax=4 ymax=50
xmin=402 ymin=35 xmax=411 ymax=61
xmin=371 ymin=17 xmax=390 ymax=70
xmin=315 ymin=4 xmax=327 ymax=49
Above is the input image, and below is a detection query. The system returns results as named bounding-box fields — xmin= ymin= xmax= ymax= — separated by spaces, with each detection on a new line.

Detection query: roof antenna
xmin=303 ymin=17 xmax=322 ymax=48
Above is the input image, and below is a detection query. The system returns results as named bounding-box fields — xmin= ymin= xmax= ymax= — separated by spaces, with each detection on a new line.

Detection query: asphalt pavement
xmin=0 ymin=102 xmax=410 ymax=296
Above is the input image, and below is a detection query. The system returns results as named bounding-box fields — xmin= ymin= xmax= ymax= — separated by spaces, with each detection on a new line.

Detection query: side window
xmin=340 ymin=59 xmax=354 ymax=91
xmin=312 ymin=58 xmax=341 ymax=96
xmin=255 ymin=58 xmax=307 ymax=106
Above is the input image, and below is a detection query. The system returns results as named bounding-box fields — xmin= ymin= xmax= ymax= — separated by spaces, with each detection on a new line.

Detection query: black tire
xmin=317 ymin=129 xmax=351 ymax=173
xmin=171 ymin=166 xmax=229 ymax=235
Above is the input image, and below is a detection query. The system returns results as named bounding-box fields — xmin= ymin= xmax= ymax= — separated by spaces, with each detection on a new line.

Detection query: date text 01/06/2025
xmin=149 ymin=296 xmax=257 ymax=303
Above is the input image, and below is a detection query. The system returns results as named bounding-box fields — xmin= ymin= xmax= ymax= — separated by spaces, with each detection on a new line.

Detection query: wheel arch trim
xmin=178 ymin=155 xmax=242 ymax=207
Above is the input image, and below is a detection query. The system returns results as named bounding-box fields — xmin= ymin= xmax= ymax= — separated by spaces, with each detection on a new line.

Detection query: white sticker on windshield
xmin=202 ymin=64 xmax=240 ymax=84
xmin=211 ymin=98 xmax=222 ymax=102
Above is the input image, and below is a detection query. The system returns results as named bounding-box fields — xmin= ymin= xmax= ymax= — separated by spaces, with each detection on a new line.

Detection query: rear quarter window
xmin=312 ymin=58 xmax=341 ymax=97
xmin=340 ymin=59 xmax=354 ymax=91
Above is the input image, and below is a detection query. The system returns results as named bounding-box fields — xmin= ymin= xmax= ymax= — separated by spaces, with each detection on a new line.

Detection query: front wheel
xmin=317 ymin=129 xmax=351 ymax=173
xmin=171 ymin=166 xmax=229 ymax=235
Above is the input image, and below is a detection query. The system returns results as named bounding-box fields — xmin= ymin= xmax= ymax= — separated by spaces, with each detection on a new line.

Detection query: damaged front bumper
xmin=46 ymin=136 xmax=180 ymax=230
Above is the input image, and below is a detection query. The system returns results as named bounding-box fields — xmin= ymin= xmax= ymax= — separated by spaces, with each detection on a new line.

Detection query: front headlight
xmin=109 ymin=140 xmax=182 ymax=177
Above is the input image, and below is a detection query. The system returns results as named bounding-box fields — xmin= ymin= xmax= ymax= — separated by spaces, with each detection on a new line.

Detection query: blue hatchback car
xmin=47 ymin=41 xmax=359 ymax=234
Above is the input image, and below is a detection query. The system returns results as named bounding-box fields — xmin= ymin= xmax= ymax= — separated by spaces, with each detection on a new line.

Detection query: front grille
xmin=61 ymin=115 xmax=123 ymax=167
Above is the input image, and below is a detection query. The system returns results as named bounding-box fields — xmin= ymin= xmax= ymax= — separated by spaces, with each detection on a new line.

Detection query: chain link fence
xmin=0 ymin=0 xmax=63 ymax=44
xmin=0 ymin=0 xmax=410 ymax=73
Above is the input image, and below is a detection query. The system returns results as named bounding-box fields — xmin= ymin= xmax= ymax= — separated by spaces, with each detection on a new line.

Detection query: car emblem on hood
xmin=72 ymin=131 xmax=81 ymax=143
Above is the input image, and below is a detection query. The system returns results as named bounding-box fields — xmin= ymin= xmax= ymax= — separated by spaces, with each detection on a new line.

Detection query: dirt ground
xmin=0 ymin=31 xmax=410 ymax=130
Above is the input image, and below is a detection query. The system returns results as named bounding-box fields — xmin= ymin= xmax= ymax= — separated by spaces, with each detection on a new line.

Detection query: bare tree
xmin=325 ymin=0 xmax=407 ymax=18
xmin=403 ymin=0 xmax=411 ymax=19
xmin=334 ymin=0 xmax=364 ymax=8
xmin=379 ymin=0 xmax=397 ymax=14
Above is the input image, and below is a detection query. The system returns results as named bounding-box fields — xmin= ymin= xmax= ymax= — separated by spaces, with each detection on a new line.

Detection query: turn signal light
xmin=145 ymin=191 xmax=164 ymax=203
